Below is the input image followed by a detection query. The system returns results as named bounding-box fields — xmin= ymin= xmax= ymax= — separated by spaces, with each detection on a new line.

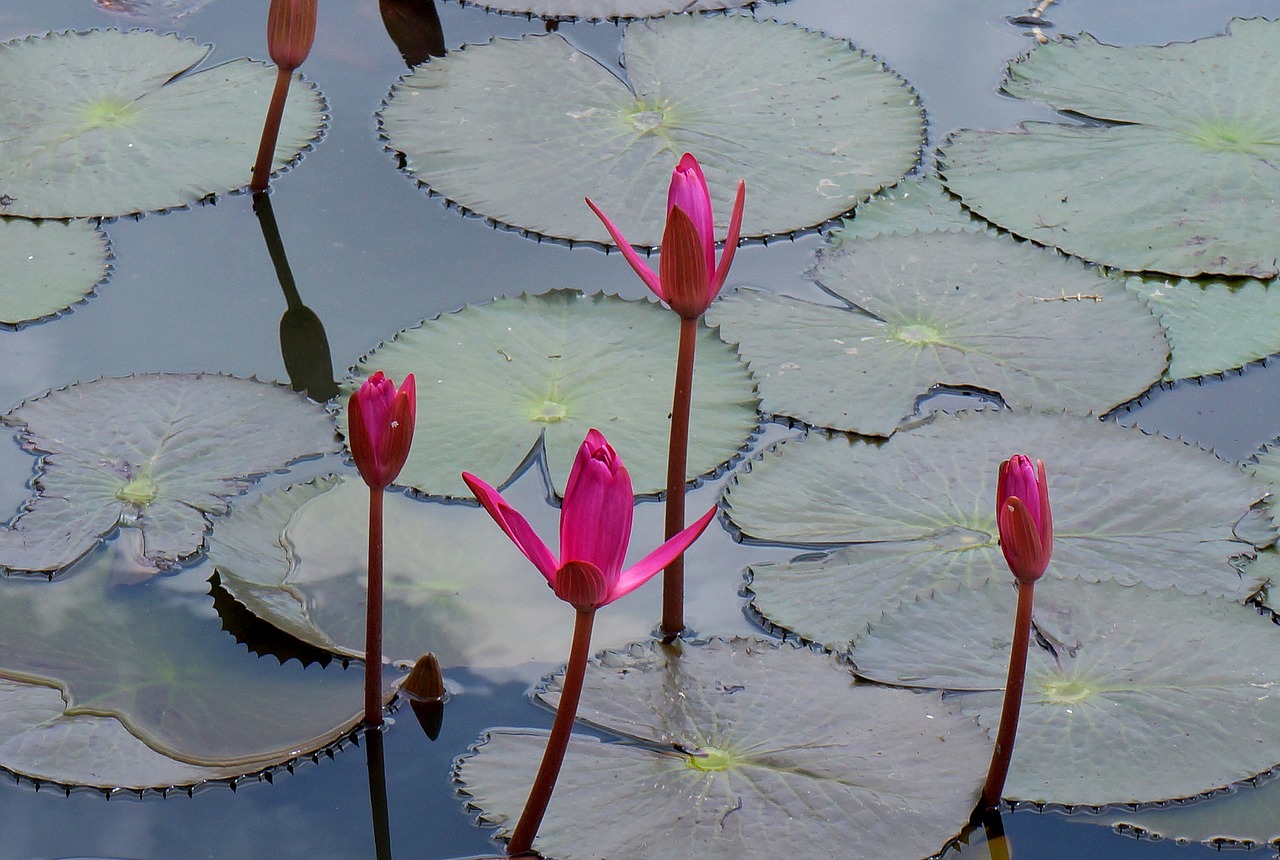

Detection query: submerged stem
xmin=364 ymin=488 xmax=385 ymax=728
xmin=250 ymin=66 xmax=292 ymax=192
xmin=507 ymin=608 xmax=596 ymax=857
xmin=980 ymin=580 xmax=1036 ymax=809
xmin=661 ymin=315 xmax=698 ymax=638
xmin=365 ymin=728 xmax=393 ymax=860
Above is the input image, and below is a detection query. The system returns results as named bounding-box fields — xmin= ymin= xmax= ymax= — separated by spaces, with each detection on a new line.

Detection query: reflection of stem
xmin=661 ymin=316 xmax=698 ymax=639
xmin=365 ymin=489 xmax=386 ymax=728
xmin=365 ymin=728 xmax=394 ymax=860
xmin=981 ymin=805 xmax=1012 ymax=860
xmin=507 ymin=608 xmax=596 ymax=857
xmin=251 ymin=67 xmax=292 ymax=192
xmin=253 ymin=190 xmax=302 ymax=309
xmin=981 ymin=581 xmax=1036 ymax=809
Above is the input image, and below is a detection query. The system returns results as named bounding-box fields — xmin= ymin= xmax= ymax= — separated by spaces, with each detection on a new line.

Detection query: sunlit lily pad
xmin=210 ymin=475 xmax=677 ymax=671
xmin=0 ymin=538 xmax=382 ymax=791
xmin=707 ymin=231 xmax=1168 ymax=435
xmin=457 ymin=638 xmax=988 ymax=860
xmin=341 ymin=291 xmax=757 ymax=497
xmin=850 ymin=578 xmax=1280 ymax=805
xmin=725 ymin=411 xmax=1270 ymax=648
xmin=0 ymin=29 xmax=323 ymax=219
xmin=0 ymin=373 xmax=340 ymax=575
xmin=0 ymin=219 xmax=111 ymax=325
xmin=458 ymin=0 xmax=765 ymax=20
xmin=830 ymin=175 xmax=982 ymax=244
xmin=379 ymin=15 xmax=922 ymax=245
xmin=941 ymin=18 xmax=1280 ymax=278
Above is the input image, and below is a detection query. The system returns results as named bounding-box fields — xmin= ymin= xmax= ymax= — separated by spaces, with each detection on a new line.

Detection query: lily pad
xmin=0 ymin=537 xmax=383 ymax=791
xmin=379 ymin=15 xmax=922 ymax=245
xmin=0 ymin=29 xmax=323 ymax=219
xmin=0 ymin=373 xmax=340 ymax=575
xmin=0 ymin=218 xmax=111 ymax=325
xmin=940 ymin=18 xmax=1280 ymax=278
xmin=707 ymin=231 xmax=1168 ymax=436
xmin=726 ymin=411 xmax=1270 ymax=649
xmin=209 ymin=475 xmax=676 ymax=671
xmin=341 ymin=291 xmax=758 ymax=498
xmin=1101 ymin=777 xmax=1280 ymax=847
xmin=850 ymin=578 xmax=1280 ymax=806
xmin=830 ymin=175 xmax=982 ymax=244
xmin=456 ymin=638 xmax=988 ymax=860
xmin=458 ymin=0 xmax=765 ymax=20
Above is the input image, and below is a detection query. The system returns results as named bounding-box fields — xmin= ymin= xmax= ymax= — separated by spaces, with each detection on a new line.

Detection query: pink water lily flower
xmin=462 ymin=429 xmax=717 ymax=612
xmin=586 ymin=153 xmax=746 ymax=320
xmin=348 ymin=371 xmax=416 ymax=491
xmin=996 ymin=454 xmax=1053 ymax=584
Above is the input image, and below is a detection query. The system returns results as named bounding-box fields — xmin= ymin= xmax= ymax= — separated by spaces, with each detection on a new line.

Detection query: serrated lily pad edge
xmin=0 ymin=218 xmax=114 ymax=328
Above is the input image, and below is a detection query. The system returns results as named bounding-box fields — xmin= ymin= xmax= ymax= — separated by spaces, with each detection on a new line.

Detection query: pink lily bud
xmin=348 ymin=371 xmax=416 ymax=491
xmin=462 ymin=429 xmax=717 ymax=609
xmin=267 ymin=0 xmax=318 ymax=73
xmin=996 ymin=454 xmax=1053 ymax=584
xmin=667 ymin=153 xmax=716 ymax=282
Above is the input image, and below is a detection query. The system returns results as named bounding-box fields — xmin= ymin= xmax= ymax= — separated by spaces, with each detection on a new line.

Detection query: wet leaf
xmin=830 ymin=175 xmax=982 ymax=244
xmin=458 ymin=0 xmax=765 ymax=20
xmin=0 ymin=219 xmax=111 ymax=325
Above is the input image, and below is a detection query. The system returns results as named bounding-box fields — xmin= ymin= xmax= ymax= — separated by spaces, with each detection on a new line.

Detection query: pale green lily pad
xmin=1246 ymin=443 xmax=1280 ymax=486
xmin=341 ymin=291 xmax=757 ymax=497
xmin=940 ymin=18 xmax=1280 ymax=278
xmin=707 ymin=231 xmax=1168 ymax=436
xmin=457 ymin=638 xmax=988 ymax=860
xmin=0 ymin=537 xmax=383 ymax=791
xmin=830 ymin=175 xmax=982 ymax=244
xmin=0 ymin=30 xmax=323 ymax=219
xmin=1127 ymin=274 xmax=1280 ymax=380
xmin=0 ymin=373 xmax=340 ymax=575
xmin=726 ymin=411 xmax=1270 ymax=648
xmin=379 ymin=15 xmax=922 ymax=245
xmin=459 ymin=0 xmax=765 ymax=20
xmin=0 ymin=219 xmax=110 ymax=325
xmin=210 ymin=475 xmax=672 ymax=670
xmin=1100 ymin=777 xmax=1280 ymax=847
xmin=850 ymin=578 xmax=1280 ymax=806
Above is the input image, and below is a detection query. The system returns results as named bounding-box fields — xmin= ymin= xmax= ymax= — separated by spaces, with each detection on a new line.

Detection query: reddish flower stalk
xmin=586 ymin=153 xmax=745 ymax=637
xmin=981 ymin=454 xmax=1053 ymax=810
xmin=251 ymin=0 xmax=317 ymax=191
xmin=348 ymin=371 xmax=416 ymax=727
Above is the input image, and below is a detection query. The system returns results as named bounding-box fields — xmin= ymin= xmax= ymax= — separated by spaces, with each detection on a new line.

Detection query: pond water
xmin=2 ymin=0 xmax=1280 ymax=857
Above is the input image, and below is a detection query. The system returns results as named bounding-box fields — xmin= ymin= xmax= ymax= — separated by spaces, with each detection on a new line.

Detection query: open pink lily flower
xmin=586 ymin=153 xmax=746 ymax=320
xmin=996 ymin=454 xmax=1053 ymax=584
xmin=462 ymin=429 xmax=717 ymax=612
xmin=348 ymin=371 xmax=416 ymax=491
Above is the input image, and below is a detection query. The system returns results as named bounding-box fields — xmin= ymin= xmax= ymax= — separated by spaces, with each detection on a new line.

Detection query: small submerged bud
xmin=401 ymin=652 xmax=446 ymax=741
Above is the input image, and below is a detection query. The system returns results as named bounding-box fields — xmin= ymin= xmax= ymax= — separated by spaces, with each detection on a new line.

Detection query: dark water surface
xmin=2 ymin=0 xmax=1279 ymax=857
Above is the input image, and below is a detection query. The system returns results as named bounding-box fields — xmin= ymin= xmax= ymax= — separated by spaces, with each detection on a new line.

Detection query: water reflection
xmin=379 ymin=0 xmax=446 ymax=66
xmin=365 ymin=728 xmax=394 ymax=860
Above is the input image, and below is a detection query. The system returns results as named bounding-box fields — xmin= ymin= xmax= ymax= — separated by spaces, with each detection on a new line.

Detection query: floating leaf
xmin=0 ymin=373 xmax=340 ymax=575
xmin=457 ymin=638 xmax=988 ymax=860
xmin=850 ymin=578 xmax=1280 ymax=806
xmin=1100 ymin=777 xmax=1280 ymax=847
xmin=725 ymin=411 xmax=1269 ymax=648
xmin=708 ymin=231 xmax=1168 ymax=436
xmin=458 ymin=0 xmax=764 ymax=20
xmin=210 ymin=475 xmax=672 ymax=670
xmin=0 ymin=30 xmax=323 ymax=219
xmin=830 ymin=175 xmax=982 ymax=244
xmin=379 ymin=15 xmax=922 ymax=245
xmin=0 ymin=219 xmax=111 ymax=325
xmin=341 ymin=291 xmax=757 ymax=497
xmin=941 ymin=18 xmax=1280 ymax=278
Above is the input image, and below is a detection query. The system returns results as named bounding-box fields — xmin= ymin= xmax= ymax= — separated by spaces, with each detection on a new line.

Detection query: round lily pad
xmin=707 ymin=230 xmax=1168 ymax=436
xmin=341 ymin=290 xmax=758 ymax=498
xmin=850 ymin=578 xmax=1280 ymax=806
xmin=725 ymin=411 xmax=1271 ymax=649
xmin=940 ymin=18 xmax=1280 ymax=278
xmin=830 ymin=175 xmax=982 ymax=245
xmin=379 ymin=15 xmax=922 ymax=245
xmin=458 ymin=0 xmax=766 ymax=20
xmin=0 ymin=29 xmax=324 ymax=219
xmin=0 ymin=218 xmax=111 ymax=325
xmin=456 ymin=638 xmax=989 ymax=860
xmin=0 ymin=373 xmax=341 ymax=576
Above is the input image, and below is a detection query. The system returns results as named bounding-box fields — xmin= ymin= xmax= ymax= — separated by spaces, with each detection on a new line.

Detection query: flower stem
xmin=364 ymin=487 xmax=385 ymax=728
xmin=364 ymin=728 xmax=393 ymax=860
xmin=661 ymin=315 xmax=698 ymax=638
xmin=250 ymin=66 xmax=292 ymax=192
xmin=507 ymin=608 xmax=596 ymax=857
xmin=980 ymin=580 xmax=1036 ymax=809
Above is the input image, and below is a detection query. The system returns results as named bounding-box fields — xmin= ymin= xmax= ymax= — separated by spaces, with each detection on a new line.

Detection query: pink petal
xmin=585 ymin=197 xmax=664 ymax=300
xmin=607 ymin=505 xmax=717 ymax=605
xmin=561 ymin=430 xmax=633 ymax=580
xmin=667 ymin=154 xmax=715 ymax=281
xmin=709 ymin=179 xmax=746 ymax=302
xmin=462 ymin=472 xmax=559 ymax=583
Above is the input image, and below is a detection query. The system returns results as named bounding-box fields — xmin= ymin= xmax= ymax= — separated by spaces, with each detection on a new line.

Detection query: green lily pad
xmin=940 ymin=18 xmax=1280 ymax=278
xmin=0 ymin=537 xmax=383 ymax=791
xmin=458 ymin=0 xmax=764 ymax=20
xmin=210 ymin=475 xmax=673 ymax=670
xmin=379 ymin=15 xmax=922 ymax=245
xmin=1100 ymin=777 xmax=1280 ymax=847
xmin=457 ymin=638 xmax=988 ymax=860
xmin=0 ymin=373 xmax=340 ymax=576
xmin=707 ymin=231 xmax=1168 ymax=436
xmin=830 ymin=175 xmax=983 ymax=245
xmin=726 ymin=411 xmax=1270 ymax=649
xmin=0 ymin=29 xmax=323 ymax=219
xmin=341 ymin=291 xmax=757 ymax=498
xmin=850 ymin=578 xmax=1280 ymax=806
xmin=0 ymin=218 xmax=111 ymax=325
